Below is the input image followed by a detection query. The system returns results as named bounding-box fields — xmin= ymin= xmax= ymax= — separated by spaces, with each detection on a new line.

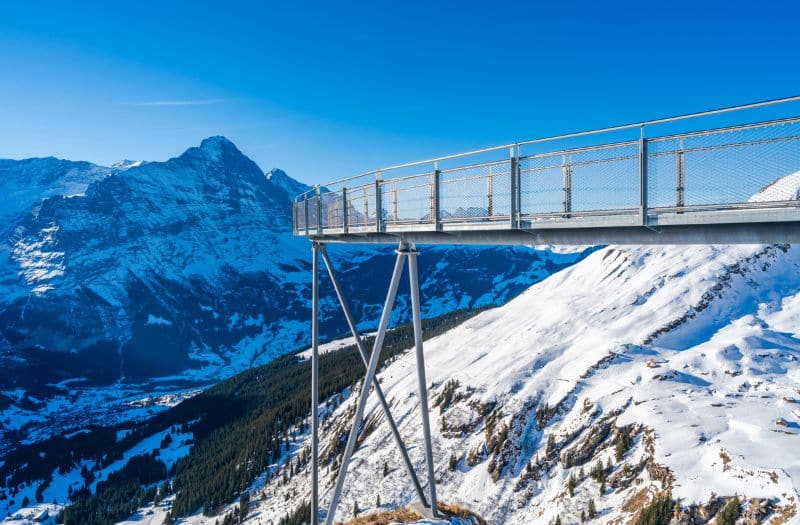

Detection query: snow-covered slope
xmin=0 ymin=157 xmax=111 ymax=234
xmin=233 ymin=174 xmax=800 ymax=524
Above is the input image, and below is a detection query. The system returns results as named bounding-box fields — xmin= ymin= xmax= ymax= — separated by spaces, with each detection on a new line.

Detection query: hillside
xmin=203 ymin=175 xmax=800 ymax=524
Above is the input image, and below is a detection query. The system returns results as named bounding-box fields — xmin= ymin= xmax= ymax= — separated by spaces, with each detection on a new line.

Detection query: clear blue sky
xmin=1 ymin=1 xmax=798 ymax=185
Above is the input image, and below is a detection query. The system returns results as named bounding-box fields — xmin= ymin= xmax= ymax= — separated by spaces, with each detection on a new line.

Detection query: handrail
xmin=295 ymin=95 xmax=800 ymax=200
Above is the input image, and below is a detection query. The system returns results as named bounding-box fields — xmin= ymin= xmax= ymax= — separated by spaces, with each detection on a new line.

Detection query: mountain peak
xmin=266 ymin=168 xmax=311 ymax=199
xmin=196 ymin=136 xmax=238 ymax=161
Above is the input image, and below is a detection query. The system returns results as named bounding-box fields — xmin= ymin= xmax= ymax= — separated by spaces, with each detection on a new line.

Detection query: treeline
xmin=167 ymin=308 xmax=480 ymax=518
xmin=62 ymin=453 xmax=167 ymax=524
xmin=54 ymin=308 xmax=480 ymax=521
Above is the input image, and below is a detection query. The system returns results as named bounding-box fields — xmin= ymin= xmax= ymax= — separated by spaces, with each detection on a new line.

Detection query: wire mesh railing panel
xmin=440 ymin=161 xmax=511 ymax=221
xmin=568 ymin=142 xmax=640 ymax=212
xmin=519 ymin=156 xmax=563 ymax=215
xmin=520 ymin=142 xmax=640 ymax=216
xmin=346 ymin=183 xmax=378 ymax=228
xmin=382 ymin=172 xmax=434 ymax=225
xmin=648 ymin=118 xmax=800 ymax=210
xmin=294 ymin=201 xmax=306 ymax=232
xmin=320 ymin=190 xmax=345 ymax=229
xmin=293 ymin=98 xmax=800 ymax=235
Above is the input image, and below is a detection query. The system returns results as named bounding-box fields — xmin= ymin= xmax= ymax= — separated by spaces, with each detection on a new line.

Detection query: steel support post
xmin=432 ymin=166 xmax=441 ymax=230
xmin=393 ymin=185 xmax=399 ymax=223
xmin=311 ymin=242 xmax=320 ymax=525
xmin=487 ymin=166 xmax=494 ymax=218
xmin=304 ymin=196 xmax=310 ymax=236
xmin=316 ymin=187 xmax=322 ymax=234
xmin=375 ymin=175 xmax=383 ymax=233
xmin=325 ymin=251 xmax=407 ymax=525
xmin=561 ymin=154 xmax=572 ymax=218
xmin=342 ymin=187 xmax=349 ymax=233
xmin=405 ymin=244 xmax=439 ymax=517
xmin=639 ymin=126 xmax=649 ymax=226
xmin=319 ymin=248 xmax=428 ymax=506
xmin=677 ymin=139 xmax=685 ymax=213
xmin=509 ymin=148 xmax=519 ymax=228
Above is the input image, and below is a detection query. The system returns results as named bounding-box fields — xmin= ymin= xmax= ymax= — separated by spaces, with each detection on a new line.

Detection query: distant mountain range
xmin=0 ymin=137 xmax=591 ymax=449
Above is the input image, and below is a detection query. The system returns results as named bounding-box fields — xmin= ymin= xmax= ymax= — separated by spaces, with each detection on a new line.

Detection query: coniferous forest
xmin=1 ymin=309 xmax=480 ymax=524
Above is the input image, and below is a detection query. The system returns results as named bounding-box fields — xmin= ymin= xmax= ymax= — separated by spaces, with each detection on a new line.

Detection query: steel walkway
xmin=294 ymin=96 xmax=800 ymax=245
xmin=296 ymin=96 xmax=800 ymax=525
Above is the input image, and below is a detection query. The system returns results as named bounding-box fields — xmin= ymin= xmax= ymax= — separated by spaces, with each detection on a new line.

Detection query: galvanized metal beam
xmin=403 ymin=243 xmax=439 ymax=517
xmin=319 ymin=247 xmax=429 ymax=507
xmin=311 ymin=243 xmax=320 ymax=525
xmin=325 ymin=250 xmax=406 ymax=525
xmin=303 ymin=220 xmax=800 ymax=246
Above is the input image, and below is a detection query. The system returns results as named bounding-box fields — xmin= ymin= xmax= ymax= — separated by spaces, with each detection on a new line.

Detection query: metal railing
xmin=293 ymin=96 xmax=800 ymax=236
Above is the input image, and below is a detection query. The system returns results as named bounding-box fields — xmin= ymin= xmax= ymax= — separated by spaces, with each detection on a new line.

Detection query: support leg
xmin=311 ymin=243 xmax=320 ymax=525
xmin=320 ymin=247 xmax=428 ymax=506
xmin=406 ymin=244 xmax=439 ymax=517
xmin=325 ymin=251 xmax=407 ymax=525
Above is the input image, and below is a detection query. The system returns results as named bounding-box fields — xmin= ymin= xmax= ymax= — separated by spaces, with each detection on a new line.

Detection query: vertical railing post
xmin=342 ymin=187 xmax=349 ymax=233
xmin=561 ymin=153 xmax=572 ymax=217
xmin=375 ymin=172 xmax=383 ymax=232
xmin=487 ymin=165 xmax=494 ymax=218
xmin=292 ymin=200 xmax=298 ymax=235
xmin=310 ymin=242 xmax=320 ymax=525
xmin=639 ymin=125 xmax=648 ymax=226
xmin=509 ymin=147 xmax=519 ymax=228
xmin=316 ymin=187 xmax=322 ymax=234
xmin=432 ymin=163 xmax=441 ymax=230
xmin=304 ymin=194 xmax=310 ymax=236
xmin=364 ymin=187 xmax=369 ymax=228
xmin=392 ymin=185 xmax=399 ymax=223
xmin=676 ymin=138 xmax=685 ymax=214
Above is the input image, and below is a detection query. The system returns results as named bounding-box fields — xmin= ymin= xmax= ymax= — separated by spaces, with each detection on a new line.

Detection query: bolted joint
xmin=396 ymin=241 xmax=419 ymax=255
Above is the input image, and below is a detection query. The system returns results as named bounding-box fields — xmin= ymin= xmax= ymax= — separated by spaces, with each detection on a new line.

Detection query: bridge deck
xmin=293 ymin=97 xmax=800 ymax=245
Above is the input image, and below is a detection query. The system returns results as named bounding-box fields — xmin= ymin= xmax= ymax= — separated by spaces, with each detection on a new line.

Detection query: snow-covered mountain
xmin=224 ymin=175 xmax=800 ymax=524
xmin=0 ymin=138 xmax=589 ymax=452
xmin=266 ymin=167 xmax=311 ymax=198
xmin=0 ymin=158 xmax=112 ymax=235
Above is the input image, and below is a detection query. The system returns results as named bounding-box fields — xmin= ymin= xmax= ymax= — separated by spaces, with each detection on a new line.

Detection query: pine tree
xmin=375 ymin=494 xmax=381 ymax=508
xmin=546 ymin=434 xmax=556 ymax=458
xmin=353 ymin=500 xmax=360 ymax=517
xmin=567 ymin=474 xmax=576 ymax=497
xmin=448 ymin=454 xmax=458 ymax=471
xmin=382 ymin=461 xmax=389 ymax=477
xmin=715 ymin=498 xmax=740 ymax=525
xmin=581 ymin=510 xmax=586 ymax=523
xmin=588 ymin=499 xmax=597 ymax=519
xmin=239 ymin=491 xmax=250 ymax=522
xmin=615 ymin=427 xmax=632 ymax=462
